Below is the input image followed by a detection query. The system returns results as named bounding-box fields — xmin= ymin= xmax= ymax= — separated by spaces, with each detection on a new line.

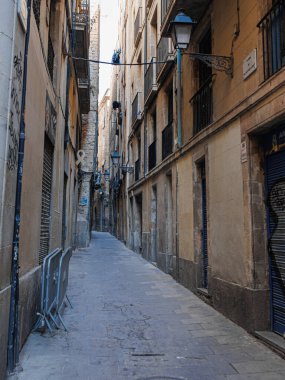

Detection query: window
xmin=258 ymin=0 xmax=285 ymax=80
xmin=191 ymin=26 xmax=213 ymax=135
xmin=33 ymin=0 xmax=41 ymax=29
xmin=148 ymin=110 xmax=157 ymax=171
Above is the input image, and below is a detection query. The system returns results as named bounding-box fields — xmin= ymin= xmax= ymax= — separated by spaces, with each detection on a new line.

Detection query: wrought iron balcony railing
xmin=73 ymin=12 xmax=89 ymax=25
xmin=135 ymin=159 xmax=140 ymax=181
xmin=47 ymin=36 xmax=55 ymax=81
xmin=190 ymin=77 xmax=213 ymax=135
xmin=258 ymin=0 xmax=285 ymax=80
xmin=148 ymin=140 xmax=156 ymax=171
xmin=161 ymin=0 xmax=173 ymax=24
xmin=132 ymin=92 xmax=142 ymax=128
xmin=157 ymin=37 xmax=174 ymax=81
xmin=33 ymin=0 xmax=41 ymax=28
xmin=144 ymin=57 xmax=157 ymax=105
xmin=134 ymin=7 xmax=142 ymax=47
xmin=162 ymin=122 xmax=173 ymax=160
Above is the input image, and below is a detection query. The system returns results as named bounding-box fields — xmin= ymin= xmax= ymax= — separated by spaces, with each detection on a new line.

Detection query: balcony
xmin=161 ymin=0 xmax=209 ymax=37
xmin=134 ymin=7 xmax=142 ymax=48
xmin=258 ymin=0 xmax=285 ymax=80
xmin=78 ymin=78 xmax=90 ymax=114
xmin=73 ymin=10 xmax=89 ymax=78
xmin=144 ymin=58 xmax=157 ymax=106
xmin=148 ymin=140 xmax=156 ymax=171
xmin=135 ymin=159 xmax=140 ymax=181
xmin=132 ymin=92 xmax=143 ymax=129
xmin=190 ymin=77 xmax=213 ymax=135
xmin=162 ymin=122 xmax=173 ymax=160
xmin=156 ymin=37 xmax=174 ymax=83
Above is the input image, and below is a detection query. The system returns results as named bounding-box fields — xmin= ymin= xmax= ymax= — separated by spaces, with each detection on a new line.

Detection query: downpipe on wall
xmin=7 ymin=0 xmax=32 ymax=373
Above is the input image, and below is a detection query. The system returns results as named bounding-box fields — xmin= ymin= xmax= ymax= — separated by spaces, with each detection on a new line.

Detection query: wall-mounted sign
xmin=18 ymin=0 xmax=27 ymax=32
xmin=243 ymin=49 xmax=257 ymax=80
xmin=79 ymin=196 xmax=88 ymax=206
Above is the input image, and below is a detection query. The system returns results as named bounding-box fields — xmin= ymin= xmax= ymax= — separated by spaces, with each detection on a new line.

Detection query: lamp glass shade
xmin=168 ymin=10 xmax=195 ymax=50
xmin=111 ymin=151 xmax=120 ymax=166
xmin=172 ymin=23 xmax=193 ymax=50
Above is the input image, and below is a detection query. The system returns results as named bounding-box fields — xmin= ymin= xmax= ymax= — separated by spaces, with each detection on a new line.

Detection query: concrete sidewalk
xmin=10 ymin=232 xmax=285 ymax=380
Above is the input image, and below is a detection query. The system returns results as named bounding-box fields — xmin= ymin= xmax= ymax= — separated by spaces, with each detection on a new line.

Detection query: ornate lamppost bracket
xmin=188 ymin=53 xmax=233 ymax=76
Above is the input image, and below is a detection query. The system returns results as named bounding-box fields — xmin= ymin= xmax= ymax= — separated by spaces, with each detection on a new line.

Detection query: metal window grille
xmin=144 ymin=57 xmax=157 ymax=100
xmin=161 ymin=0 xmax=173 ymax=24
xmin=135 ymin=159 xmax=140 ymax=181
xmin=132 ymin=92 xmax=141 ymax=126
xmin=162 ymin=122 xmax=173 ymax=160
xmin=148 ymin=140 xmax=156 ymax=171
xmin=39 ymin=138 xmax=54 ymax=265
xmin=33 ymin=0 xmax=41 ymax=29
xmin=191 ymin=77 xmax=213 ymax=135
xmin=258 ymin=0 xmax=285 ymax=80
xmin=47 ymin=36 xmax=55 ymax=81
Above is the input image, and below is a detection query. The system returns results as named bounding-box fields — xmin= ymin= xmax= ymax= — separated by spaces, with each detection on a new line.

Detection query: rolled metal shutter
xmin=266 ymin=150 xmax=285 ymax=335
xmin=39 ymin=138 xmax=54 ymax=265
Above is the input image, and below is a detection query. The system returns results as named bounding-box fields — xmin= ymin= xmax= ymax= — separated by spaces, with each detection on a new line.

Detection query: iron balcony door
xmin=266 ymin=150 xmax=285 ymax=335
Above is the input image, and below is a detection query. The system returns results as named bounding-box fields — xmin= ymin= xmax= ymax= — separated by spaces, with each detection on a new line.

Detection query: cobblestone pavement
xmin=10 ymin=232 xmax=285 ymax=380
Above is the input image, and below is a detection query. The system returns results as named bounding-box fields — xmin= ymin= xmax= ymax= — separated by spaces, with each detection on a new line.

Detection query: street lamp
xmin=110 ymin=151 xmax=134 ymax=174
xmin=168 ymin=9 xmax=233 ymax=147
xmin=168 ymin=9 xmax=196 ymax=50
xmin=168 ymin=10 xmax=195 ymax=147
xmin=110 ymin=151 xmax=120 ymax=166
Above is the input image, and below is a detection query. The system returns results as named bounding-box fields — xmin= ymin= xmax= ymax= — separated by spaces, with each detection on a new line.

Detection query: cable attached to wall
xmin=70 ymin=55 xmax=175 ymax=66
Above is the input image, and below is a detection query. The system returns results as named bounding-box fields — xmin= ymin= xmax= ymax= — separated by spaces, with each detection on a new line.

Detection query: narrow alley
xmin=10 ymin=233 xmax=285 ymax=380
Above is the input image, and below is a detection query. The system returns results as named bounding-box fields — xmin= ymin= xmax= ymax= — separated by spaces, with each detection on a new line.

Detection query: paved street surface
xmin=10 ymin=232 xmax=285 ymax=380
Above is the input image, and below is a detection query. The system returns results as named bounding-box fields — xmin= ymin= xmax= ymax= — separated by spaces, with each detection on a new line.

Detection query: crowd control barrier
xmin=35 ymin=247 xmax=72 ymax=333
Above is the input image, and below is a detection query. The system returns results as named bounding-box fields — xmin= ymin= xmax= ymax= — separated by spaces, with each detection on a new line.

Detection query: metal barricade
xmin=35 ymin=248 xmax=61 ymax=332
xmin=45 ymin=248 xmax=62 ymax=329
xmin=35 ymin=247 xmax=73 ymax=333
xmin=56 ymin=247 xmax=72 ymax=331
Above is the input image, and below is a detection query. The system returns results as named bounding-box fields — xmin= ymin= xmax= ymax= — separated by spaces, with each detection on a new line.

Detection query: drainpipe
xmin=177 ymin=47 xmax=182 ymax=147
xmin=7 ymin=0 xmax=32 ymax=373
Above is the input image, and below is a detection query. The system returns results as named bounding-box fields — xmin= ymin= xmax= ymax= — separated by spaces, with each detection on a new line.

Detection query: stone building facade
xmin=94 ymin=89 xmax=111 ymax=231
xmin=0 ymin=0 xmax=93 ymax=377
xmin=109 ymin=0 xmax=285 ymax=346
xmin=76 ymin=2 xmax=100 ymax=247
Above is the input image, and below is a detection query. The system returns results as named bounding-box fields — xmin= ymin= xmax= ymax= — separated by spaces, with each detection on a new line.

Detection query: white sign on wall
xmin=18 ymin=0 xmax=27 ymax=32
xmin=243 ymin=49 xmax=257 ymax=80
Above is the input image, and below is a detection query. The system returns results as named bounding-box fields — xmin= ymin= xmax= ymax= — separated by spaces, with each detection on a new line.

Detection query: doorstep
xmin=255 ymin=331 xmax=285 ymax=356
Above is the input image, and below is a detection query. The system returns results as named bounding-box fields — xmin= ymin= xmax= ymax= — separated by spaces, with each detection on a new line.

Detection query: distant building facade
xmin=109 ymin=0 xmax=285 ymax=341
xmin=94 ymin=89 xmax=111 ymax=231
xmin=76 ymin=2 xmax=100 ymax=247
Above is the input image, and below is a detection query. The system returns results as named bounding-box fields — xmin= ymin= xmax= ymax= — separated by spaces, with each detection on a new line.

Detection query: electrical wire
xmin=71 ymin=55 xmax=175 ymax=66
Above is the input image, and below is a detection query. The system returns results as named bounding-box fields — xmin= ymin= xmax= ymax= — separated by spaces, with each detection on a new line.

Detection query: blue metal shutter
xmin=266 ymin=150 xmax=285 ymax=335
xmin=202 ymin=171 xmax=208 ymax=288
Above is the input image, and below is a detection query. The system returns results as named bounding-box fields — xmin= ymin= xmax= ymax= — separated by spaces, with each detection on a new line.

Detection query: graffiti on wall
xmin=7 ymin=51 xmax=23 ymax=171
xmin=268 ymin=178 xmax=285 ymax=294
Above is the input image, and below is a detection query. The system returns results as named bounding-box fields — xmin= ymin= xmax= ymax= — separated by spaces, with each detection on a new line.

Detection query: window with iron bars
xmin=33 ymin=0 xmax=41 ymax=28
xmin=258 ymin=0 xmax=285 ymax=80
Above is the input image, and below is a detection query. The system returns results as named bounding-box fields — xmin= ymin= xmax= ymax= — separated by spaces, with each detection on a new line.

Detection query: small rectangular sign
xmin=243 ymin=49 xmax=257 ymax=80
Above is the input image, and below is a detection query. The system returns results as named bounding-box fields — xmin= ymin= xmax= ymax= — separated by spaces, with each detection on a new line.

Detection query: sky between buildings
xmin=92 ymin=0 xmax=119 ymax=101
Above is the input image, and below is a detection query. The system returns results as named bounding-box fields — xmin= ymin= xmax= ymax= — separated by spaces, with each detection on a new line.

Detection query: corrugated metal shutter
xmin=266 ymin=150 xmax=285 ymax=335
xmin=201 ymin=166 xmax=208 ymax=288
xmin=39 ymin=138 xmax=54 ymax=265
